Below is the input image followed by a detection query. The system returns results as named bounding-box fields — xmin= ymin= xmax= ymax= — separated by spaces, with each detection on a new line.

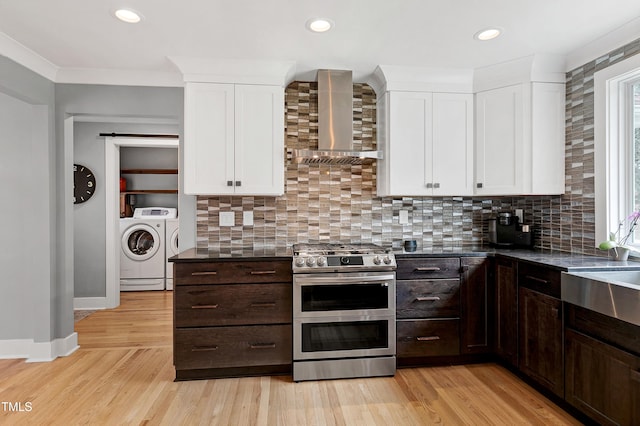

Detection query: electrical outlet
xmin=219 ymin=211 xmax=235 ymax=227
xmin=399 ymin=210 xmax=409 ymax=224
xmin=243 ymin=211 xmax=254 ymax=226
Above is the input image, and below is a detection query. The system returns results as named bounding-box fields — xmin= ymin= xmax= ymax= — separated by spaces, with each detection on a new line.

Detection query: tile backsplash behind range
xmin=197 ymin=81 xmax=565 ymax=253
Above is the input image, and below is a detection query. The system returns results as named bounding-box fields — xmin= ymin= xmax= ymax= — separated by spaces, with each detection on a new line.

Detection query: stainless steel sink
xmin=561 ymin=270 xmax=640 ymax=327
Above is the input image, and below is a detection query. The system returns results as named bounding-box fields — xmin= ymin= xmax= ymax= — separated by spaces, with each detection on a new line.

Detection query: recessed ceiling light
xmin=474 ymin=28 xmax=502 ymax=41
xmin=306 ymin=18 xmax=334 ymax=33
xmin=114 ymin=9 xmax=143 ymax=24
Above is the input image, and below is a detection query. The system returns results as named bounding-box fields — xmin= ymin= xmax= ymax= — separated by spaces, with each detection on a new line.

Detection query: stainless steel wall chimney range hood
xmin=291 ymin=69 xmax=383 ymax=165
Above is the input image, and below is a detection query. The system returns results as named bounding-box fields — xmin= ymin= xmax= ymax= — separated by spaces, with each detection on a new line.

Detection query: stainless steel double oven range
xmin=291 ymin=243 xmax=397 ymax=382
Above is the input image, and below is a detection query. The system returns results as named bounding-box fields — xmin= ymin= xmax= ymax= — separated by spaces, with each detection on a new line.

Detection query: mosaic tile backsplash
xmin=197 ymin=39 xmax=640 ymax=254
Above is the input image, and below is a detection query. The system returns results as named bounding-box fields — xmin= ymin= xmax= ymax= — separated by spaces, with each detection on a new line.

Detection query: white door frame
xmin=104 ymin=137 xmax=178 ymax=309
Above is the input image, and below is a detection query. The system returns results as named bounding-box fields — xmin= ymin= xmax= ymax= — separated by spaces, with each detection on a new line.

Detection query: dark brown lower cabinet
xmin=565 ymin=328 xmax=640 ymax=426
xmin=565 ymin=304 xmax=640 ymax=426
xmin=460 ymin=257 xmax=492 ymax=354
xmin=172 ymin=259 xmax=293 ymax=380
xmin=518 ymin=286 xmax=563 ymax=397
xmin=494 ymin=258 xmax=517 ymax=366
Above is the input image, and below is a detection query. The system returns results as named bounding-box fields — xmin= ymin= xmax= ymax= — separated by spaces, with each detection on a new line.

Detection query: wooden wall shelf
xmin=121 ymin=169 xmax=178 ymax=175
xmin=121 ymin=189 xmax=178 ymax=195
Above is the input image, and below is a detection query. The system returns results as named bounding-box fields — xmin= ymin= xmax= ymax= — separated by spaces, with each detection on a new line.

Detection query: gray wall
xmin=73 ymin=122 xmax=178 ymax=298
xmin=0 ymin=55 xmax=57 ymax=342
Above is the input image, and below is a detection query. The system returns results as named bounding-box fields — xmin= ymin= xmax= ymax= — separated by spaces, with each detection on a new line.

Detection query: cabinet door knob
xmin=476 ymin=183 xmax=483 ymax=188
xmin=235 ymin=180 xmax=242 ymax=187
xmin=227 ymin=181 xmax=233 ymax=187
xmin=425 ymin=183 xmax=433 ymax=188
xmin=433 ymin=183 xmax=440 ymax=189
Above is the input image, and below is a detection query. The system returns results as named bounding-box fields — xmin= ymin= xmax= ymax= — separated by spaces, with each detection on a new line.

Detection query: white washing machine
xmin=120 ymin=207 xmax=177 ymax=291
xmin=165 ymin=218 xmax=179 ymax=290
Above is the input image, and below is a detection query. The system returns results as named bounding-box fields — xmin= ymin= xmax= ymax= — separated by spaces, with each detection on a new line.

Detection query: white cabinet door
xmin=234 ymin=85 xmax=285 ymax=195
xmin=377 ymin=91 xmax=473 ymax=196
xmin=530 ymin=82 xmax=565 ymax=194
xmin=184 ymin=83 xmax=235 ymax=195
xmin=475 ymin=84 xmax=524 ymax=195
xmin=432 ymin=93 xmax=474 ymax=196
xmin=183 ymin=83 xmax=285 ymax=196
xmin=475 ymin=83 xmax=564 ymax=196
xmin=384 ymin=92 xmax=432 ymax=196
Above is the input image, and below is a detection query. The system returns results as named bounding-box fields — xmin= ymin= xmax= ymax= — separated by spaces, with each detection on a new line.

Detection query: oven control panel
xmin=292 ymin=254 xmax=396 ymax=272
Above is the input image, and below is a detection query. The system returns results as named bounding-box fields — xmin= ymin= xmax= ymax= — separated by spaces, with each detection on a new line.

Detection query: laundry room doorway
xmin=104 ymin=135 xmax=178 ymax=308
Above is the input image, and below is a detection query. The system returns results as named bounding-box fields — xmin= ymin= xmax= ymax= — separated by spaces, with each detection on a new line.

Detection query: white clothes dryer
xmin=165 ymin=218 xmax=179 ymax=290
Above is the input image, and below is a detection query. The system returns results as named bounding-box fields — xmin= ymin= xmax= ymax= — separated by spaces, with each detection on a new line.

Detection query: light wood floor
xmin=0 ymin=292 xmax=582 ymax=425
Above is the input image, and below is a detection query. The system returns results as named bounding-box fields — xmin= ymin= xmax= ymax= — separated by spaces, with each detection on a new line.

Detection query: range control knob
xmin=317 ymin=256 xmax=327 ymax=267
xmin=306 ymin=257 xmax=317 ymax=267
xmin=294 ymin=257 xmax=306 ymax=267
xmin=373 ymin=255 xmax=382 ymax=265
xmin=383 ymin=255 xmax=392 ymax=265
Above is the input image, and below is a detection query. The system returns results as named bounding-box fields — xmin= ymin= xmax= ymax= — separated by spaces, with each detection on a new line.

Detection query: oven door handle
xmin=295 ymin=274 xmax=396 ymax=284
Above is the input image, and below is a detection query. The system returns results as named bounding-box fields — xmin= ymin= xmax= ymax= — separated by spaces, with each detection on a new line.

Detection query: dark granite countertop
xmin=492 ymin=249 xmax=640 ymax=271
xmin=170 ymin=245 xmax=640 ymax=271
xmin=169 ymin=247 xmax=292 ymax=262
xmin=395 ymin=246 xmax=640 ymax=271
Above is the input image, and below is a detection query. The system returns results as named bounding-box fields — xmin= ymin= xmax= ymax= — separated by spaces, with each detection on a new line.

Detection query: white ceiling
xmin=1 ymin=0 xmax=640 ymax=85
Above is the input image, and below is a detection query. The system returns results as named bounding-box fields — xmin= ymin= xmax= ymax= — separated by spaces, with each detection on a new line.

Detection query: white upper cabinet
xmin=474 ymin=82 xmax=565 ymax=195
xmin=183 ymin=82 xmax=285 ymax=196
xmin=377 ymin=91 xmax=473 ymax=196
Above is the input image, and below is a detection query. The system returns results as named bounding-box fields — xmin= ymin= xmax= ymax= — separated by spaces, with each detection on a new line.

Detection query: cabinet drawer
xmin=396 ymin=279 xmax=460 ymax=319
xmin=175 ymin=284 xmax=292 ymax=327
xmin=174 ymin=325 xmax=292 ymax=370
xmin=175 ymin=260 xmax=292 ymax=285
xmin=517 ymin=262 xmax=561 ymax=298
xmin=397 ymin=319 xmax=460 ymax=357
xmin=397 ymin=258 xmax=460 ymax=280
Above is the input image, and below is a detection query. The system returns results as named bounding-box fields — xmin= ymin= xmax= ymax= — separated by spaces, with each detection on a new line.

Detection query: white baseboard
xmin=0 ymin=332 xmax=79 ymax=362
xmin=74 ymin=297 xmax=107 ymax=310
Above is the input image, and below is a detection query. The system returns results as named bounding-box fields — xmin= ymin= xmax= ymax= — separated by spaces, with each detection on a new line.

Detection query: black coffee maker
xmin=488 ymin=211 xmax=533 ymax=247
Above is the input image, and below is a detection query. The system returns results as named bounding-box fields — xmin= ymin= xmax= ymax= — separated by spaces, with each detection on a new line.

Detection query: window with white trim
xmin=594 ymin=55 xmax=640 ymax=252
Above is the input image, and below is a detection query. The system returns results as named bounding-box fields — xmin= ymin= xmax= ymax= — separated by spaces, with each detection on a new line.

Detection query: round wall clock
xmin=74 ymin=164 xmax=96 ymax=204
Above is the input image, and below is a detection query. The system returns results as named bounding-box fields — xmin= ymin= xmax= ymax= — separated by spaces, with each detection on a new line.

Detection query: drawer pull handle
xmin=250 ymin=302 xmax=277 ymax=308
xmin=191 ymin=304 xmax=219 ymax=309
xmin=191 ymin=271 xmax=218 ymax=276
xmin=249 ymin=343 xmax=276 ymax=349
xmin=525 ymin=275 xmax=548 ymax=284
xmin=417 ymin=336 xmax=441 ymax=342
xmin=416 ymin=296 xmax=441 ymax=302
xmin=250 ymin=270 xmax=277 ymax=275
xmin=415 ymin=267 xmax=441 ymax=272
xmin=192 ymin=345 xmax=218 ymax=352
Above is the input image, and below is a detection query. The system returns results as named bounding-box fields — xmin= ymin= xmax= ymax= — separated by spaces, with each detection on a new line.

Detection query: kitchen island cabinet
xmin=183 ymin=82 xmax=285 ymax=196
xmin=172 ymin=256 xmax=292 ymax=380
